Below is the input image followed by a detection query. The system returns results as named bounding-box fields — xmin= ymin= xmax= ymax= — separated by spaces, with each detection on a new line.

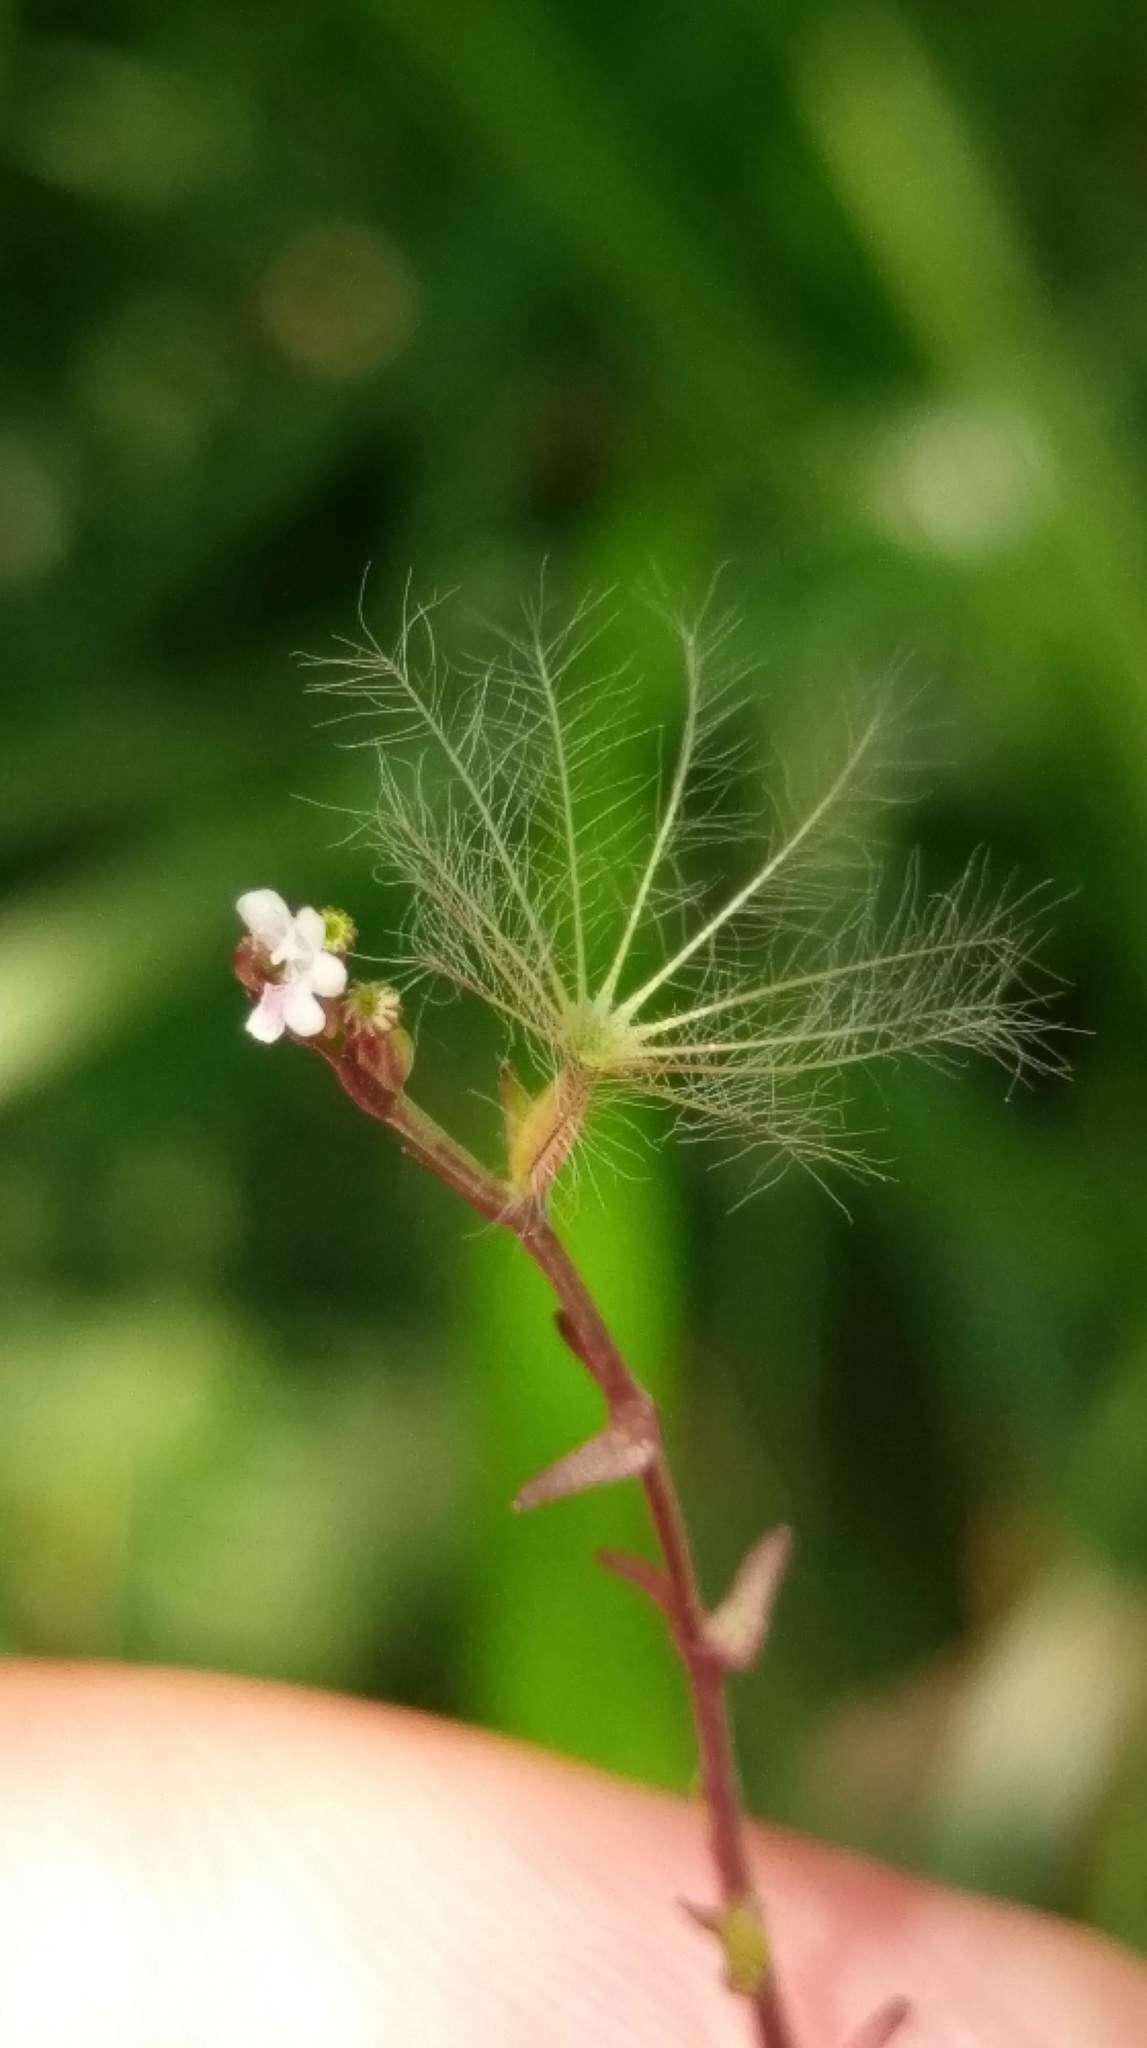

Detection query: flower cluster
xmin=237 ymin=890 xmax=350 ymax=1042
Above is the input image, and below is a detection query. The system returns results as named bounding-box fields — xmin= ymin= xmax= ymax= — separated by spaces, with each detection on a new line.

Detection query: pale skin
xmin=2 ymin=1662 xmax=1146 ymax=2048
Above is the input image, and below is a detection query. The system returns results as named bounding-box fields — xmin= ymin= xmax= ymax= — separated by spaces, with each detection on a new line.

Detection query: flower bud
xmin=345 ymin=980 xmax=402 ymax=1029
xmin=343 ymin=981 xmax=414 ymax=1094
xmin=321 ymin=906 xmax=358 ymax=955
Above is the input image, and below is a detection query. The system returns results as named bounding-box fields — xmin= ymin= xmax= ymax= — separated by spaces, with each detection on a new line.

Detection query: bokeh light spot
xmin=258 ymin=222 xmax=418 ymax=381
xmin=76 ymin=295 xmax=240 ymax=465
xmin=865 ymin=401 xmax=1054 ymax=560
xmin=14 ymin=39 xmax=238 ymax=206
xmin=0 ymin=435 xmax=69 ymax=581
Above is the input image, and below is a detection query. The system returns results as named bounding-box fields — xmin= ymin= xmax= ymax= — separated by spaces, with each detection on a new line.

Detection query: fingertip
xmin=0 ymin=1663 xmax=1143 ymax=2047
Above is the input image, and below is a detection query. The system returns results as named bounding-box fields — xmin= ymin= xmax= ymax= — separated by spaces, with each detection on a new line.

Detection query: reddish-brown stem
xmin=378 ymin=1088 xmax=795 ymax=2048
xmin=521 ymin=1218 xmax=794 ymax=2048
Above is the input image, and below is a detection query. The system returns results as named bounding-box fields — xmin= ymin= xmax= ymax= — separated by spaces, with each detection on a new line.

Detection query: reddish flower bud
xmin=343 ymin=982 xmax=414 ymax=1095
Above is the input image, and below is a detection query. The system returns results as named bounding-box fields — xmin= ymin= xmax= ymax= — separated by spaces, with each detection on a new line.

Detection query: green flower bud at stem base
xmin=683 ymin=1893 xmax=770 ymax=1998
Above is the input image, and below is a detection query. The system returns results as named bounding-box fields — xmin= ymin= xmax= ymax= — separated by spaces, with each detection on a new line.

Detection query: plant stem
xmin=236 ymin=962 xmax=905 ymax=2046
xmin=375 ymin=1086 xmax=795 ymax=2048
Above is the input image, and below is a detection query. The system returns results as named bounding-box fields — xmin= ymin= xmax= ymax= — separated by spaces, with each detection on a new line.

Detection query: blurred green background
xmin=4 ymin=0 xmax=1147 ymax=1955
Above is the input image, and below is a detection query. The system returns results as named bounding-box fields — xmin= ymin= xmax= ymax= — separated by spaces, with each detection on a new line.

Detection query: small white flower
xmin=237 ymin=889 xmax=348 ymax=1043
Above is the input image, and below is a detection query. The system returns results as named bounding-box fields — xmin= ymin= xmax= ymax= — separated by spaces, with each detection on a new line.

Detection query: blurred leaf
xmin=460 ymin=1129 xmax=692 ymax=1785
xmin=1065 ymin=1333 xmax=1147 ymax=1579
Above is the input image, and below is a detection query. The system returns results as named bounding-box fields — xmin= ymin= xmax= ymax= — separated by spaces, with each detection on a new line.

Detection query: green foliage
xmin=2 ymin=0 xmax=1146 ymax=1951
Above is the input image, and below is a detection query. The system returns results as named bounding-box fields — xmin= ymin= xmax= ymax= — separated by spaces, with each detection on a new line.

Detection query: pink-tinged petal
xmin=245 ymin=988 xmax=287 ymax=1043
xmin=294 ymin=907 xmax=326 ymax=954
xmin=237 ymin=890 xmax=293 ymax=947
xmin=283 ymin=982 xmax=326 ymax=1036
xmin=309 ymin=951 xmax=348 ymax=998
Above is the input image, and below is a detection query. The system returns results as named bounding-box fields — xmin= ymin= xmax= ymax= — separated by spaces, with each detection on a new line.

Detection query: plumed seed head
xmin=303 ymin=578 xmax=1064 ymax=1197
